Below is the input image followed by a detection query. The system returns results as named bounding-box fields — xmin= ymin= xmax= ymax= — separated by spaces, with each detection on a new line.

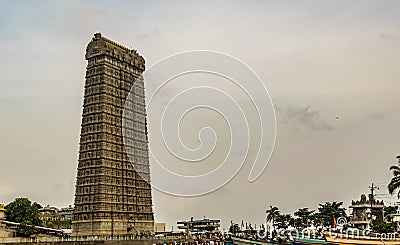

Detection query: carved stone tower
xmin=72 ymin=33 xmax=154 ymax=236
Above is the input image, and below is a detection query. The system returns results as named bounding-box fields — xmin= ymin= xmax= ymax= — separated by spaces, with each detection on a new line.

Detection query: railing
xmin=349 ymin=217 xmax=368 ymax=222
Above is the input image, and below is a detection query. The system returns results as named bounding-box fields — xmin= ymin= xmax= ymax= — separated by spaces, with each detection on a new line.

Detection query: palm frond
xmin=390 ymin=165 xmax=400 ymax=172
xmin=388 ymin=176 xmax=400 ymax=195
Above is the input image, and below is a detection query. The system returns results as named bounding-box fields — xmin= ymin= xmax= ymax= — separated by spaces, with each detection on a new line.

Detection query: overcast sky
xmin=1 ymin=0 xmax=400 ymax=230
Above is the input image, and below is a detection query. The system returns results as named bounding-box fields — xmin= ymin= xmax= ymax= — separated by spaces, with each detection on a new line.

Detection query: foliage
xmin=315 ymin=201 xmax=347 ymax=227
xmin=275 ymin=213 xmax=292 ymax=229
xmin=229 ymin=223 xmax=241 ymax=234
xmin=388 ymin=156 xmax=400 ymax=199
xmin=266 ymin=206 xmax=280 ymax=228
xmin=384 ymin=206 xmax=397 ymax=216
xmin=371 ymin=223 xmax=396 ymax=233
xmin=51 ymin=220 xmax=72 ymax=229
xmin=384 ymin=206 xmax=398 ymax=222
xmin=32 ymin=202 xmax=42 ymax=210
xmin=5 ymin=198 xmax=41 ymax=237
xmin=5 ymin=198 xmax=41 ymax=226
xmin=294 ymin=208 xmax=314 ymax=228
xmin=46 ymin=221 xmax=54 ymax=229
xmin=17 ymin=221 xmax=38 ymax=237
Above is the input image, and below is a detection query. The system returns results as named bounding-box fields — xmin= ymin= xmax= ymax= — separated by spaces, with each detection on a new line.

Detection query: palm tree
xmin=294 ymin=208 xmax=314 ymax=228
xmin=316 ymin=201 xmax=346 ymax=227
xmin=275 ymin=213 xmax=292 ymax=229
xmin=388 ymin=156 xmax=400 ymax=199
xmin=266 ymin=205 xmax=280 ymax=230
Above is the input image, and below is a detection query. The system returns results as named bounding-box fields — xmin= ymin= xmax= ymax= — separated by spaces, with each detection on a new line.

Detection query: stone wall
xmin=0 ymin=225 xmax=15 ymax=239
xmin=0 ymin=238 xmax=190 ymax=245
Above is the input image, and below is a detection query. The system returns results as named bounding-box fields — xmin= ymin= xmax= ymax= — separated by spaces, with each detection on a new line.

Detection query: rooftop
xmin=93 ymin=33 xmax=138 ymax=54
xmin=350 ymin=194 xmax=385 ymax=207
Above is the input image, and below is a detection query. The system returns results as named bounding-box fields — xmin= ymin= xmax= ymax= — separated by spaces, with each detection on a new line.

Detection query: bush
xmin=371 ymin=223 xmax=396 ymax=233
xmin=17 ymin=221 xmax=38 ymax=237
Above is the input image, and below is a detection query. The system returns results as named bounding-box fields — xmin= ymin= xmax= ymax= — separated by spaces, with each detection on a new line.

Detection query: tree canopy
xmin=316 ymin=201 xmax=347 ymax=227
xmin=274 ymin=213 xmax=293 ymax=229
xmin=266 ymin=206 xmax=280 ymax=228
xmin=5 ymin=198 xmax=42 ymax=237
xmin=229 ymin=223 xmax=241 ymax=234
xmin=294 ymin=208 xmax=314 ymax=228
xmin=388 ymin=156 xmax=400 ymax=198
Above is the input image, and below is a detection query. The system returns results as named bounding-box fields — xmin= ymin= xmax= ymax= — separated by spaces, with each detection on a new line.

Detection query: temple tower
xmin=72 ymin=33 xmax=154 ymax=236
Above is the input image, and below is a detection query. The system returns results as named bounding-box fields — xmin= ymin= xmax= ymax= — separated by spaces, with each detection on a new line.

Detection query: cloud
xmin=380 ymin=34 xmax=400 ymax=43
xmin=365 ymin=112 xmax=385 ymax=121
xmin=275 ymin=105 xmax=332 ymax=135
xmin=136 ymin=28 xmax=161 ymax=41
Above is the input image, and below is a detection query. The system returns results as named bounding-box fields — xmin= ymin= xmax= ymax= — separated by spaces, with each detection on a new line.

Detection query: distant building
xmin=39 ymin=205 xmax=59 ymax=221
xmin=0 ymin=204 xmax=5 ymax=221
xmin=58 ymin=205 xmax=73 ymax=221
xmin=177 ymin=217 xmax=220 ymax=233
xmin=0 ymin=220 xmax=65 ymax=239
xmin=349 ymin=194 xmax=385 ymax=230
xmin=1 ymin=205 xmax=67 ymax=239
xmin=39 ymin=205 xmax=73 ymax=229
xmin=154 ymin=223 xmax=166 ymax=233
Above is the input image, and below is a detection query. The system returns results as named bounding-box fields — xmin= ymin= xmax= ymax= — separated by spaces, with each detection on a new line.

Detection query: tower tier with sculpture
xmin=72 ymin=33 xmax=154 ymax=236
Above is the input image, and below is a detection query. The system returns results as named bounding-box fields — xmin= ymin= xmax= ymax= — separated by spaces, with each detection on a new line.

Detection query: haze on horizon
xmin=1 ymin=0 xmax=400 ymax=230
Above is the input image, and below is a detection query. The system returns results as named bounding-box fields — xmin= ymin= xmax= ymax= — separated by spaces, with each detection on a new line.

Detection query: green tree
xmin=388 ymin=156 xmax=400 ymax=198
xmin=5 ymin=198 xmax=41 ymax=237
xmin=52 ymin=220 xmax=72 ymax=229
xmin=384 ymin=206 xmax=398 ymax=222
xmin=384 ymin=206 xmax=397 ymax=216
xmin=316 ymin=201 xmax=347 ymax=227
xmin=229 ymin=223 xmax=240 ymax=234
xmin=266 ymin=206 xmax=280 ymax=230
xmin=33 ymin=202 xmax=42 ymax=210
xmin=46 ymin=221 xmax=54 ymax=229
xmin=275 ymin=213 xmax=292 ymax=229
xmin=294 ymin=208 xmax=314 ymax=228
xmin=17 ymin=221 xmax=38 ymax=237
xmin=371 ymin=223 xmax=396 ymax=233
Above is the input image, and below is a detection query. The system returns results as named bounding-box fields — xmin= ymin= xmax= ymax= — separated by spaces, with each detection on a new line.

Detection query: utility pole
xmin=369 ymin=183 xmax=379 ymax=227
xmin=369 ymin=183 xmax=379 ymax=200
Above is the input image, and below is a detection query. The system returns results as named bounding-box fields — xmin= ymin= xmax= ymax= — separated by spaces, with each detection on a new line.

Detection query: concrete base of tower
xmin=71 ymin=220 xmax=154 ymax=237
